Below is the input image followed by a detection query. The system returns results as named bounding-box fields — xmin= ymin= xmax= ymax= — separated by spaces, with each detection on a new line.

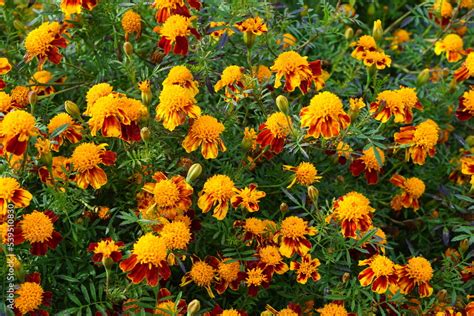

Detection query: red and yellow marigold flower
xmin=87 ymin=94 xmax=130 ymax=138
xmin=434 ymin=34 xmax=464 ymax=62
xmin=358 ymin=254 xmax=398 ymax=294
xmin=300 ymin=91 xmax=350 ymax=138
xmin=349 ymin=146 xmax=385 ymax=184
xmin=47 ymin=113 xmax=83 ymax=151
xmin=70 ymin=142 xmax=116 ymax=189
xmin=154 ymin=288 xmax=188 ymax=315
xmin=257 ymin=244 xmax=289 ymax=276
xmin=182 ymin=115 xmax=226 ymax=159
xmin=266 ymin=303 xmax=301 ymax=316
xmin=460 ymin=156 xmax=474 ymax=184
xmin=209 ymin=21 xmax=234 ymax=40
xmin=235 ymin=16 xmax=268 ymax=35
xmin=316 ymin=302 xmax=352 ymax=316
xmin=24 ymin=21 xmax=67 ymax=69
xmin=121 ymin=10 xmax=142 ymax=41
xmin=0 ymin=109 xmax=38 ymax=155
xmin=156 ymin=14 xmax=200 ymax=56
xmin=198 ymin=174 xmax=235 ymax=220
xmin=363 ymin=50 xmax=392 ymax=69
xmin=29 ymin=70 xmax=58 ymax=96
xmin=119 ymin=97 xmax=149 ymax=142
xmin=283 ymin=162 xmax=322 ymax=188
xmin=14 ymin=273 xmax=52 ymax=316
xmin=234 ymin=217 xmax=275 ymax=245
xmin=87 ymin=238 xmax=124 ymax=263
xmin=370 ymin=88 xmax=422 ymax=124
xmin=60 ymin=0 xmax=97 ymax=16
xmin=329 ymin=192 xmax=375 ymax=238
xmin=181 ymin=256 xmax=217 ymax=298
xmin=394 ymin=119 xmax=440 ymax=165
xmin=206 ymin=306 xmax=248 ymax=316
xmin=390 ymin=174 xmax=425 ymax=211
xmin=152 ymin=0 xmax=201 ymax=23
xmin=391 ymin=29 xmax=411 ymax=50
xmin=155 ymin=85 xmax=201 ymax=131
xmin=252 ymin=65 xmax=272 ymax=84
xmin=231 ymin=183 xmax=266 ymax=213
xmin=457 ymin=88 xmax=474 ymax=121
xmin=274 ymin=216 xmax=317 ymax=258
xmin=38 ymin=156 xmax=70 ymax=186
xmin=85 ymin=82 xmax=114 ymax=114
xmin=214 ymin=65 xmax=246 ymax=101
xmin=120 ymin=233 xmax=171 ymax=286
xmin=397 ymin=256 xmax=434 ymax=297
xmin=208 ymin=256 xmax=245 ymax=294
xmin=290 ymin=254 xmax=321 ymax=284
xmin=10 ymin=86 xmax=30 ymax=108
xmin=0 ymin=91 xmax=12 ymax=113
xmin=244 ymin=261 xmax=271 ymax=297
xmin=454 ymin=52 xmax=474 ymax=82
xmin=256 ymin=112 xmax=292 ymax=154
xmin=271 ymin=51 xmax=324 ymax=93
xmin=163 ymin=65 xmax=199 ymax=94
xmin=16 ymin=210 xmax=62 ymax=256
xmin=242 ymin=127 xmax=257 ymax=151
xmin=160 ymin=220 xmax=192 ymax=251
xmin=351 ymin=35 xmax=377 ymax=60
xmin=0 ymin=57 xmax=12 ymax=89
xmin=0 ymin=177 xmax=32 ymax=215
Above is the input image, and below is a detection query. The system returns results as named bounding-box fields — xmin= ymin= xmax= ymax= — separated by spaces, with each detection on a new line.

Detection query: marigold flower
xmin=461 ymin=155 xmax=474 ymax=178
xmin=457 ymin=88 xmax=474 ymax=121
xmin=391 ymin=29 xmax=411 ymax=50
xmin=47 ymin=113 xmax=83 ymax=151
xmin=271 ymin=51 xmax=323 ymax=93
xmin=433 ymin=0 xmax=453 ymax=19
xmin=434 ymin=34 xmax=464 ymax=62
xmin=0 ymin=91 xmax=12 ymax=113
xmin=0 ymin=109 xmax=38 ymax=156
xmin=214 ymin=65 xmax=246 ymax=101
xmin=152 ymin=0 xmax=201 ymax=23
xmin=266 ymin=303 xmax=301 ymax=316
xmin=244 ymin=261 xmax=271 ymax=296
xmin=156 ymin=14 xmax=200 ymax=56
xmin=235 ymin=16 xmax=268 ymax=35
xmin=283 ymin=162 xmax=322 ymax=188
xmin=0 ymin=177 xmax=32 ymax=215
xmin=38 ymin=156 xmax=70 ymax=186
xmin=16 ymin=210 xmax=62 ymax=256
xmin=277 ymin=33 xmax=297 ymax=49
xmin=70 ymin=142 xmax=116 ymax=189
xmin=163 ymin=65 xmax=199 ymax=94
xmin=300 ymin=91 xmax=350 ymax=138
xmin=394 ymin=119 xmax=440 ymax=165
xmin=122 ymin=10 xmax=142 ymax=41
xmin=370 ymin=88 xmax=422 ymax=124
xmin=330 ymin=191 xmax=375 ymax=238
xmin=160 ymin=220 xmax=192 ymax=250
xmin=349 ymin=146 xmax=385 ymax=184
xmin=14 ymin=273 xmax=52 ymax=316
xmin=87 ymin=94 xmax=129 ymax=138
xmin=120 ymin=233 xmax=170 ymax=286
xmin=154 ymin=288 xmax=188 ymax=315
xmin=155 ymin=85 xmax=201 ymax=131
xmin=454 ymin=52 xmax=474 ymax=82
xmin=398 ymin=256 xmax=434 ymax=297
xmin=88 ymin=238 xmax=124 ymax=263
xmin=363 ymin=50 xmax=392 ymax=69
xmin=60 ymin=0 xmax=97 ymax=16
xmin=182 ymin=115 xmax=226 ymax=159
xmin=209 ymin=21 xmax=234 ymax=39
xmin=242 ymin=127 xmax=257 ymax=151
xmin=85 ymin=83 xmax=114 ymax=114
xmin=390 ymin=174 xmax=425 ymax=211
xmin=252 ymin=65 xmax=272 ymax=83
xmin=30 ymin=70 xmax=56 ymax=95
xmin=256 ymin=112 xmax=292 ymax=154
xmin=257 ymin=244 xmax=289 ymax=276
xmin=316 ymin=302 xmax=351 ymax=316
xmin=231 ymin=183 xmax=266 ymax=213
xmin=0 ymin=57 xmax=11 ymax=75
xmin=208 ymin=256 xmax=245 ymax=294
xmin=24 ymin=21 xmax=67 ymax=69
xmin=290 ymin=254 xmax=321 ymax=284
xmin=10 ymin=86 xmax=30 ymax=108
xmin=234 ymin=217 xmax=275 ymax=245
xmin=351 ymin=35 xmax=377 ymax=60
xmin=181 ymin=256 xmax=217 ymax=298
xmin=198 ymin=174 xmax=235 ymax=220
xmin=119 ymin=97 xmax=149 ymax=142
xmin=358 ymin=254 xmax=398 ymax=294
xmin=274 ymin=216 xmax=317 ymax=258
xmin=207 ymin=306 xmax=248 ymax=316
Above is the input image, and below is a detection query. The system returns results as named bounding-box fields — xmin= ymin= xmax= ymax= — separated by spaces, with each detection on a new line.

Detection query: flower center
xmin=397 ymin=87 xmax=419 ymax=108
xmin=25 ymin=22 xmax=58 ymax=56
xmin=1 ymin=110 xmax=36 ymax=137
xmin=406 ymin=257 xmax=433 ymax=282
xmin=15 ymin=282 xmax=44 ymax=314
xmin=370 ymin=255 xmax=394 ymax=276
xmin=443 ymin=34 xmax=463 ymax=51
xmin=259 ymin=245 xmax=282 ymax=265
xmin=219 ymin=66 xmax=243 ymax=86
xmin=413 ymin=120 xmax=439 ymax=147
xmin=160 ymin=15 xmax=191 ymax=40
xmin=295 ymin=162 xmax=317 ymax=185
xmin=155 ymin=301 xmax=176 ymax=315
xmin=404 ymin=177 xmax=425 ymax=197
xmin=307 ymin=91 xmax=345 ymax=117
xmin=335 ymin=192 xmax=374 ymax=221
xmin=222 ymin=310 xmax=240 ymax=316
xmin=244 ymin=218 xmax=266 ymax=234
xmin=71 ymin=143 xmax=104 ymax=172
xmin=265 ymin=112 xmax=291 ymax=138
xmin=218 ymin=259 xmax=240 ymax=282
xmin=133 ymin=234 xmax=167 ymax=266
xmin=94 ymin=240 xmax=119 ymax=257
xmin=153 ymin=180 xmax=181 ymax=208
xmin=190 ymin=261 xmax=215 ymax=286
xmin=318 ymin=303 xmax=348 ymax=316
xmin=161 ymin=221 xmax=191 ymax=250
xmin=202 ymin=175 xmax=235 ymax=200
xmin=21 ymin=211 xmax=54 ymax=243
xmin=0 ymin=177 xmax=21 ymax=199
xmin=280 ymin=216 xmax=307 ymax=238
xmin=159 ymin=85 xmax=195 ymax=111
xmin=361 ymin=147 xmax=385 ymax=171
xmin=48 ymin=113 xmax=75 ymax=134
xmin=465 ymin=53 xmax=474 ymax=75
xmin=246 ymin=267 xmax=267 ymax=286
xmin=272 ymin=51 xmax=308 ymax=72
xmin=190 ymin=115 xmax=225 ymax=141
xmin=278 ymin=309 xmax=299 ymax=316
xmin=462 ymin=90 xmax=474 ymax=112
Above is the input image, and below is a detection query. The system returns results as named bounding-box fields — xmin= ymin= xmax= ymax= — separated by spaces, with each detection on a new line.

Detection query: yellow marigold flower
xmin=14 ymin=278 xmax=47 ymax=315
xmin=155 ymin=85 xmax=201 ymax=131
xmin=391 ymin=29 xmax=411 ymax=50
xmin=231 ymin=183 xmax=266 ymax=212
xmin=461 ymin=156 xmax=474 ymax=177
xmin=0 ymin=177 xmax=32 ymax=215
xmin=433 ymin=0 xmax=453 ymax=18
xmin=245 ymin=263 xmax=269 ymax=296
xmin=152 ymin=0 xmax=201 ymax=23
xmin=390 ymin=174 xmax=425 ymax=211
xmin=398 ymin=257 xmax=434 ymax=297
xmin=370 ymin=88 xmax=422 ymax=124
xmin=85 ymin=83 xmax=114 ymax=115
xmin=0 ymin=109 xmax=38 ymax=155
xmin=213 ymin=257 xmax=244 ymax=294
xmin=242 ymin=127 xmax=257 ymax=151
xmin=351 ymin=35 xmax=377 ymax=60
xmin=349 ymin=97 xmax=365 ymax=112
xmin=198 ymin=174 xmax=235 ymax=220
xmin=0 ymin=91 xmax=12 ymax=113
xmin=209 ymin=21 xmax=234 ymax=39
xmin=454 ymin=52 xmax=474 ymax=82
xmin=290 ymin=254 xmax=321 ymax=284
xmin=300 ymin=91 xmax=350 ymax=138
xmin=434 ymin=34 xmax=464 ymax=62
xmin=47 ymin=112 xmax=83 ymax=151
xmin=163 ymin=65 xmax=199 ymax=94
xmin=256 ymin=111 xmax=292 ymax=154
xmin=182 ymin=115 xmax=226 ymax=159
xmin=87 ymin=95 xmax=130 ymax=138
xmin=11 ymin=86 xmax=30 ymax=108
xmin=363 ymin=50 xmax=392 ymax=69
xmin=0 ymin=57 xmax=12 ymax=75
xmin=214 ymin=65 xmax=246 ymax=101
xmin=156 ymin=14 xmax=200 ymax=56
xmin=456 ymin=86 xmax=474 ymax=121
xmin=24 ymin=21 xmax=67 ymax=69
xmin=394 ymin=119 xmax=440 ymax=165
xmin=336 ymin=141 xmax=353 ymax=161
xmin=277 ymin=33 xmax=297 ymax=49
xmin=88 ymin=238 xmax=123 ymax=263
xmin=258 ymin=244 xmax=289 ymax=275
xmin=358 ymin=254 xmax=398 ymax=294
xmin=330 ymin=191 xmax=375 ymax=238
xmin=121 ymin=10 xmax=142 ymax=41
xmin=70 ymin=142 xmax=116 ymax=189
xmin=181 ymin=257 xmax=217 ymax=298
xmin=316 ymin=302 xmax=350 ymax=316
xmin=60 ymin=0 xmax=97 ymax=16
xmin=160 ymin=220 xmax=191 ymax=250
xmin=30 ymin=70 xmax=55 ymax=95
xmin=275 ymin=216 xmax=317 ymax=258
xmin=252 ymin=65 xmax=272 ymax=83
xmin=235 ymin=16 xmax=268 ymax=35
xmin=236 ymin=217 xmax=270 ymax=243
xmin=117 ymin=97 xmax=149 ymax=142
xmin=18 ymin=210 xmax=62 ymax=255
xmin=283 ymin=162 xmax=322 ymax=188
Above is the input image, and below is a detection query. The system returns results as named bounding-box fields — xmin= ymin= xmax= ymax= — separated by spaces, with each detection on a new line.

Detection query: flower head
xmin=87 ymin=94 xmax=131 ymax=138
xmin=316 ymin=302 xmax=350 ymax=316
xmin=121 ymin=10 xmax=142 ymax=41
xmin=454 ymin=52 xmax=474 ymax=82
xmin=48 ymin=113 xmax=83 ymax=151
xmin=275 ymin=216 xmax=317 ymax=257
xmin=390 ymin=174 xmax=425 ymax=211
xmin=198 ymin=174 xmax=235 ymax=220
xmin=88 ymin=238 xmax=124 ymax=263
xmin=290 ymin=254 xmax=321 ymax=284
xmin=351 ymin=35 xmax=377 ymax=60
xmin=163 ymin=65 xmax=199 ymax=94
xmin=370 ymin=88 xmax=422 ymax=124
xmin=456 ymin=87 xmax=474 ymax=121
xmin=30 ymin=70 xmax=56 ymax=95
xmin=244 ymin=262 xmax=270 ymax=296
xmin=330 ymin=192 xmax=375 ymax=238
xmin=349 ymin=146 xmax=385 ymax=184
xmin=257 ymin=245 xmax=289 ymax=275
xmin=0 ymin=57 xmax=12 ymax=76
xmin=181 ymin=257 xmax=217 ymax=297
xmin=182 ymin=115 xmax=226 ymax=159
xmin=156 ymin=14 xmax=200 ymax=55
xmin=358 ymin=254 xmax=398 ymax=294
xmin=10 ymin=86 xmax=30 ymax=108
xmin=214 ymin=65 xmax=246 ymax=101
xmin=434 ymin=34 xmax=464 ymax=62
xmin=256 ymin=112 xmax=292 ymax=154
xmin=14 ymin=273 xmax=51 ymax=315
xmin=231 ymin=183 xmax=266 ymax=213
xmin=398 ymin=256 xmax=434 ymax=297
xmin=24 ymin=21 xmax=67 ymax=69
xmin=235 ymin=16 xmax=268 ymax=35
xmin=0 ymin=109 xmax=37 ymax=155
xmin=85 ymin=83 xmax=114 ymax=114
xmin=17 ymin=210 xmax=62 ymax=255
xmin=152 ymin=0 xmax=201 ymax=23
xmin=0 ymin=91 xmax=12 ymax=113
xmin=60 ymin=0 xmax=97 ymax=16
xmin=209 ymin=21 xmax=234 ymax=39
xmin=283 ymin=162 xmax=322 ymax=188
xmin=0 ymin=177 xmax=32 ymax=215
xmin=212 ymin=257 xmax=245 ymax=294
xmin=160 ymin=220 xmax=192 ymax=250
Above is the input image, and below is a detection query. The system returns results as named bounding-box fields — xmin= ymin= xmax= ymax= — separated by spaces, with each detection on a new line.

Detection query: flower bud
xmin=150 ymin=50 xmax=164 ymax=64
xmin=342 ymin=272 xmax=350 ymax=283
xmin=280 ymin=202 xmax=289 ymax=213
xmin=243 ymin=32 xmax=256 ymax=49
xmin=102 ymin=257 xmax=114 ymax=270
xmin=276 ymin=95 xmax=289 ymax=115
xmin=465 ymin=135 xmax=474 ymax=147
xmin=140 ymin=127 xmax=150 ymax=141
xmin=344 ymin=27 xmax=354 ymax=40
xmin=436 ymin=289 xmax=448 ymax=303
xmin=307 ymin=185 xmax=319 ymax=203
xmin=372 ymin=20 xmax=383 ymax=41
xmin=65 ymin=100 xmax=81 ymax=118
xmin=123 ymin=41 xmax=133 ymax=57
xmin=187 ymin=299 xmax=201 ymax=316
xmin=367 ymin=3 xmax=375 ymax=16
xmin=28 ymin=91 xmax=37 ymax=106
xmin=186 ymin=163 xmax=202 ymax=183
xmin=416 ymin=68 xmax=430 ymax=86
xmin=459 ymin=239 xmax=469 ymax=253
xmin=448 ymin=78 xmax=457 ymax=94
xmin=300 ymin=5 xmax=309 ymax=16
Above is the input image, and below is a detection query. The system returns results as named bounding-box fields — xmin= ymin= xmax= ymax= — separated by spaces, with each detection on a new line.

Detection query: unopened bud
xmin=151 ymin=50 xmax=164 ymax=64
xmin=307 ymin=185 xmax=319 ymax=203
xmin=123 ymin=41 xmax=133 ymax=57
xmin=436 ymin=289 xmax=448 ymax=303
xmin=186 ymin=163 xmax=202 ymax=183
xmin=344 ymin=27 xmax=354 ymax=40
xmin=102 ymin=257 xmax=114 ymax=270
xmin=300 ymin=5 xmax=309 ymax=16
xmin=275 ymin=95 xmax=289 ymax=114
xmin=367 ymin=3 xmax=375 ymax=16
xmin=65 ymin=100 xmax=81 ymax=118
xmin=28 ymin=91 xmax=37 ymax=106
xmin=372 ymin=20 xmax=383 ymax=41
xmin=187 ymin=299 xmax=201 ymax=316
xmin=342 ymin=272 xmax=351 ymax=283
xmin=416 ymin=68 xmax=430 ymax=86
xmin=448 ymin=78 xmax=457 ymax=93
xmin=243 ymin=32 xmax=256 ymax=49
xmin=459 ymin=239 xmax=469 ymax=253
xmin=465 ymin=135 xmax=474 ymax=147
xmin=280 ymin=202 xmax=289 ymax=213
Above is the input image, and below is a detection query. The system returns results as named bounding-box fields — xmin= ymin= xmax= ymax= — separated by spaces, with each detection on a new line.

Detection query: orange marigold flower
xmin=235 ymin=16 xmax=268 ymax=35
xmin=394 ymin=119 xmax=440 ymax=165
xmin=234 ymin=217 xmax=275 ymax=245
xmin=70 ymin=142 xmax=116 ymax=189
xmin=316 ymin=302 xmax=351 ymax=316
xmin=182 ymin=115 xmax=226 ymax=159
xmin=60 ymin=0 xmax=97 ymax=16
xmin=10 ymin=86 xmax=30 ymax=108
xmin=257 ymin=244 xmax=289 ymax=276
xmin=120 ymin=233 xmax=171 ymax=286
xmin=256 ymin=112 xmax=292 ymax=154
xmin=0 ymin=91 xmax=12 ymax=113
xmin=152 ymin=0 xmax=201 ymax=23
xmin=154 ymin=288 xmax=188 ymax=315
xmin=0 ymin=109 xmax=38 ymax=155
xmin=163 ymin=65 xmax=199 ymax=94
xmin=398 ymin=256 xmax=434 ymax=297
xmin=47 ymin=113 xmax=83 ymax=151
xmin=454 ymin=52 xmax=474 ymax=82
xmin=156 ymin=14 xmax=200 ymax=56
xmin=181 ymin=256 xmax=217 ymax=298
xmin=370 ymin=87 xmax=422 ymax=124
xmin=198 ymin=174 xmax=235 ymax=220
xmin=24 ymin=21 xmax=67 ymax=69
xmin=155 ymin=85 xmax=201 ymax=131
xmin=231 ymin=183 xmax=266 ymax=213
xmin=214 ymin=65 xmax=247 ymax=101
xmin=358 ymin=254 xmax=398 ymax=294
xmin=121 ymin=10 xmax=142 ymax=41
xmin=118 ymin=97 xmax=149 ymax=142
xmin=391 ymin=29 xmax=411 ymax=50
xmin=461 ymin=155 xmax=474 ymax=177
xmin=87 ymin=238 xmax=124 ymax=263
xmin=349 ymin=146 xmax=385 ymax=184
xmin=300 ymin=91 xmax=350 ymax=138
xmin=16 ymin=210 xmax=62 ymax=256
xmin=390 ymin=174 xmax=425 ymax=211
xmin=290 ymin=254 xmax=321 ymax=284
xmin=29 ymin=70 xmax=56 ymax=95
xmin=87 ymin=94 xmax=131 ymax=138
xmin=351 ymin=35 xmax=377 ymax=60
xmin=38 ymin=156 xmax=70 ymax=186
xmin=85 ymin=83 xmax=114 ymax=115
xmin=434 ymin=34 xmax=464 ymax=62
xmin=0 ymin=57 xmax=12 ymax=74
xmin=330 ymin=191 xmax=375 ymax=238
xmin=14 ymin=273 xmax=52 ymax=316
xmin=456 ymin=87 xmax=474 ymax=121
xmin=283 ymin=162 xmax=322 ymax=188
xmin=274 ymin=216 xmax=317 ymax=258
xmin=0 ymin=177 xmax=32 ymax=215
xmin=209 ymin=21 xmax=234 ymax=39
xmin=252 ymin=65 xmax=272 ymax=83
xmin=160 ymin=220 xmax=192 ymax=250
xmin=363 ymin=50 xmax=392 ymax=69
xmin=208 ymin=256 xmax=245 ymax=294
xmin=271 ymin=51 xmax=324 ymax=93
xmin=433 ymin=0 xmax=453 ymax=18
xmin=244 ymin=261 xmax=271 ymax=297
